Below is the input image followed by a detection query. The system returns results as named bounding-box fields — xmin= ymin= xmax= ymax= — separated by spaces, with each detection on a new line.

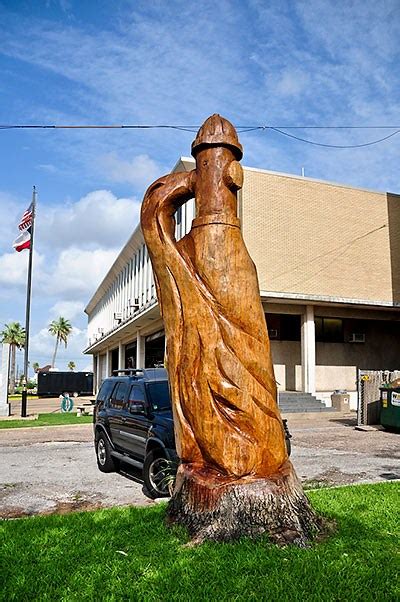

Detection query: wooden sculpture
xmin=141 ymin=115 xmax=322 ymax=545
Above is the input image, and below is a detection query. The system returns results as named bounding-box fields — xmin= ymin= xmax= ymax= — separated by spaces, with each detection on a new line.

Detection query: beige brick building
xmin=84 ymin=158 xmax=400 ymax=409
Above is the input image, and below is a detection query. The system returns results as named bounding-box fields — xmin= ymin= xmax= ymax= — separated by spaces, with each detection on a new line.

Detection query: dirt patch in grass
xmin=2 ymin=500 xmax=104 ymax=519
xmin=303 ymin=468 xmax=369 ymax=489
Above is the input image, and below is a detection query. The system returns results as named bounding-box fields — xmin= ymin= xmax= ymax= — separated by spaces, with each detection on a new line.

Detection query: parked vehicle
xmin=93 ymin=368 xmax=292 ymax=498
xmin=37 ymin=371 xmax=93 ymax=398
xmin=93 ymin=368 xmax=177 ymax=498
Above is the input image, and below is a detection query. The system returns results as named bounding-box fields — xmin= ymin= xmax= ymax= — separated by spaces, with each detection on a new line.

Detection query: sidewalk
xmin=5 ymin=395 xmax=94 ymax=418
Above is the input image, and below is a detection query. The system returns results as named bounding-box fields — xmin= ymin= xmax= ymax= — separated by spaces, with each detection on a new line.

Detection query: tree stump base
xmin=167 ymin=462 xmax=324 ymax=547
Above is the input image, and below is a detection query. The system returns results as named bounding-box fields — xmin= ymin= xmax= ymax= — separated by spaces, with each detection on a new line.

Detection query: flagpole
xmin=21 ymin=186 xmax=36 ymax=417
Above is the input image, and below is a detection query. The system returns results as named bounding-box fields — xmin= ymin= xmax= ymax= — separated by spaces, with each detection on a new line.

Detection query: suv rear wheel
xmin=96 ymin=432 xmax=116 ymax=473
xmin=143 ymin=450 xmax=172 ymax=498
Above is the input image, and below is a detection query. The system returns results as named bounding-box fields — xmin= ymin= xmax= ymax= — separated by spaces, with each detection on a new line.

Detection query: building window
xmin=315 ymin=317 xmax=343 ymax=343
xmin=265 ymin=314 xmax=301 ymax=341
xmin=111 ymin=348 xmax=119 ymax=374
xmin=145 ymin=333 xmax=165 ymax=367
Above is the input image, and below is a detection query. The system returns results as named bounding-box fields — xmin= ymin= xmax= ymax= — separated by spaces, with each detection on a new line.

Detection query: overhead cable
xmin=1 ymin=123 xmax=400 ymax=148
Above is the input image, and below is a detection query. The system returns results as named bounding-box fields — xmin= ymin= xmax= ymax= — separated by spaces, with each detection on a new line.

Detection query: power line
xmin=269 ymin=127 xmax=400 ymax=149
xmin=1 ymin=124 xmax=399 ymax=129
xmin=1 ymin=123 xmax=400 ymax=148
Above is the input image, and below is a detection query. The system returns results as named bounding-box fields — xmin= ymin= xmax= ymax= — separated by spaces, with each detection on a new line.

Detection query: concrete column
xmin=0 ymin=343 xmax=10 ymax=416
xmin=95 ymin=354 xmax=100 ymax=391
xmin=118 ymin=341 xmax=125 ymax=371
xmin=136 ymin=332 xmax=145 ymax=368
xmin=105 ymin=348 xmax=110 ymax=377
xmin=92 ymin=355 xmax=97 ymax=394
xmin=301 ymin=305 xmax=316 ymax=395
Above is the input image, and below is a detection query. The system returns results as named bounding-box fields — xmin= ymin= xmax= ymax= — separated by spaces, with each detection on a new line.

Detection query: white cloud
xmin=100 ymin=153 xmax=162 ymax=187
xmin=0 ymin=252 xmax=28 ymax=287
xmin=0 ymin=187 xmax=138 ymax=357
xmin=46 ymin=247 xmax=118 ymax=298
xmin=0 ymin=192 xmax=23 ymax=248
xmin=50 ymin=300 xmax=84 ymax=321
xmin=275 ymin=69 xmax=310 ymax=97
xmin=37 ymin=163 xmax=58 ymax=173
xmin=30 ymin=325 xmax=89 ymax=371
xmin=0 ymin=250 xmax=44 ymax=289
xmin=37 ymin=189 xmax=140 ymax=250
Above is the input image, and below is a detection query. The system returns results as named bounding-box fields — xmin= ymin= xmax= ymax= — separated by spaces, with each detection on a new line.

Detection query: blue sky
xmin=0 ymin=0 xmax=399 ymax=374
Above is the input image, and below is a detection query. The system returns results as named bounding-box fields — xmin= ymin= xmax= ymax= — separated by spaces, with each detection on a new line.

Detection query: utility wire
xmin=1 ymin=123 xmax=400 ymax=148
xmin=1 ymin=124 xmax=399 ymax=129
xmin=269 ymin=127 xmax=400 ymax=149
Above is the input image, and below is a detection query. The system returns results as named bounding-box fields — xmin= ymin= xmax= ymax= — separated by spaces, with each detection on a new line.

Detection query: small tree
xmin=32 ymin=362 xmax=40 ymax=373
xmin=68 ymin=361 xmax=76 ymax=371
xmin=0 ymin=322 xmax=25 ymax=394
xmin=48 ymin=317 xmax=72 ymax=368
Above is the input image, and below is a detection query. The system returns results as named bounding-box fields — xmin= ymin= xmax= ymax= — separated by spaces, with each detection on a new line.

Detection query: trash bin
xmin=380 ymin=386 xmax=400 ymax=431
xmin=331 ymin=390 xmax=350 ymax=412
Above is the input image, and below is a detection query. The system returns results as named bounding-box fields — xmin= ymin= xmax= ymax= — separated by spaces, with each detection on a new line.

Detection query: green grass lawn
xmin=1 ymin=482 xmax=399 ymax=601
xmin=0 ymin=412 xmax=92 ymax=429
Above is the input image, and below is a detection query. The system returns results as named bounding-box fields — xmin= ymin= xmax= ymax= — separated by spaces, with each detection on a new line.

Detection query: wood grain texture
xmin=141 ymin=115 xmax=323 ymax=544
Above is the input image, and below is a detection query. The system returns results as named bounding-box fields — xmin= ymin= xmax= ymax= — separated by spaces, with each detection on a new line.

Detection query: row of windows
xmin=265 ymin=314 xmax=366 ymax=343
xmin=97 ymin=379 xmax=170 ymax=411
xmin=97 ymin=380 xmax=145 ymax=409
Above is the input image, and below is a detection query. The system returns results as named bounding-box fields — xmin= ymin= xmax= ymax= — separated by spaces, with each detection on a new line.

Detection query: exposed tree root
xmin=167 ymin=461 xmax=325 ymax=547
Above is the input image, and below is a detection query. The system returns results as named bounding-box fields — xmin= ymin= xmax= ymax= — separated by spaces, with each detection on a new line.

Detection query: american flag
xmin=18 ymin=203 xmax=33 ymax=231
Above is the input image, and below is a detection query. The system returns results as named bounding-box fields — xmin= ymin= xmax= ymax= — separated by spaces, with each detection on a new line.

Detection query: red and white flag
xmin=13 ymin=203 xmax=33 ymax=252
xmin=13 ymin=228 xmax=31 ymax=252
xmin=18 ymin=203 xmax=33 ymax=231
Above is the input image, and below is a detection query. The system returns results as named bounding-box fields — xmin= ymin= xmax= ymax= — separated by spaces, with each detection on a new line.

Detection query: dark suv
xmin=93 ymin=368 xmax=177 ymax=498
xmin=94 ymin=368 xmax=292 ymax=498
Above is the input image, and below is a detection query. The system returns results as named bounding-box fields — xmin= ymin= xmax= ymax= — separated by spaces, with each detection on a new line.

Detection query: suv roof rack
xmin=112 ymin=368 xmax=144 ymax=375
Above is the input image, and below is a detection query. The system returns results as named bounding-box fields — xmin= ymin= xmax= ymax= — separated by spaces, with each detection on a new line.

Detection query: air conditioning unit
xmin=349 ymin=333 xmax=365 ymax=343
xmin=269 ymin=329 xmax=279 ymax=339
xmin=128 ymin=298 xmax=140 ymax=309
xmin=114 ymin=312 xmax=122 ymax=322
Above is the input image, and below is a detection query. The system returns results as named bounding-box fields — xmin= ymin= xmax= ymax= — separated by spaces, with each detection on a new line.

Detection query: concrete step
xmin=278 ymin=391 xmax=337 ymax=413
xmin=279 ymin=405 xmax=335 ymax=413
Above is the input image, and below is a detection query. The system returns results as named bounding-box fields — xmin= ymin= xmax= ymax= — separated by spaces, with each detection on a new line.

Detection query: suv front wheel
xmin=96 ymin=432 xmax=116 ymax=473
xmin=143 ymin=451 xmax=172 ymax=498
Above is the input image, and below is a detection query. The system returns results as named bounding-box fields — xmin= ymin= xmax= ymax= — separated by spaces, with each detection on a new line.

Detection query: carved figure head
xmin=191 ymin=114 xmax=243 ymax=160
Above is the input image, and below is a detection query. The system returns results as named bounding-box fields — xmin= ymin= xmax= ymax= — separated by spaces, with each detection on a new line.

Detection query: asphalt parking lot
xmin=0 ymin=414 xmax=399 ymax=518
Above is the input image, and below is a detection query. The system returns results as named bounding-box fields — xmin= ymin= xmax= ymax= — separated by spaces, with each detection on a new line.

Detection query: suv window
xmin=96 ymin=380 xmax=116 ymax=404
xmin=129 ymin=385 xmax=145 ymax=403
xmin=127 ymin=385 xmax=146 ymax=411
xmin=110 ymin=381 xmax=129 ymax=409
xmin=146 ymin=381 xmax=171 ymax=411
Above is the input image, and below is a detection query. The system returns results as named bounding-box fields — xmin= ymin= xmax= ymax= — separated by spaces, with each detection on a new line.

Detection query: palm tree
xmin=48 ymin=317 xmax=72 ymax=368
xmin=0 ymin=322 xmax=25 ymax=394
xmin=68 ymin=361 xmax=76 ymax=371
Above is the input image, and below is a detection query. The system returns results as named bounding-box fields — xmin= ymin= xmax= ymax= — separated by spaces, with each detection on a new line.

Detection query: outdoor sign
xmin=0 ymin=343 xmax=10 ymax=416
xmin=391 ymin=392 xmax=400 ymax=407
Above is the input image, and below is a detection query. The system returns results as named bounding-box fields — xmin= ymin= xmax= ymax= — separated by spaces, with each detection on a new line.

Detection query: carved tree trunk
xmin=141 ymin=115 xmax=323 ymax=545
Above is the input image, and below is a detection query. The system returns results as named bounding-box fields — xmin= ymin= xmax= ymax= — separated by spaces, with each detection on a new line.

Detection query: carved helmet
xmin=191 ymin=114 xmax=243 ymax=160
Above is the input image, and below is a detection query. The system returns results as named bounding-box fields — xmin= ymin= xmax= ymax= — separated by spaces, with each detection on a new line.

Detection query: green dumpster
xmin=380 ymin=386 xmax=400 ymax=431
